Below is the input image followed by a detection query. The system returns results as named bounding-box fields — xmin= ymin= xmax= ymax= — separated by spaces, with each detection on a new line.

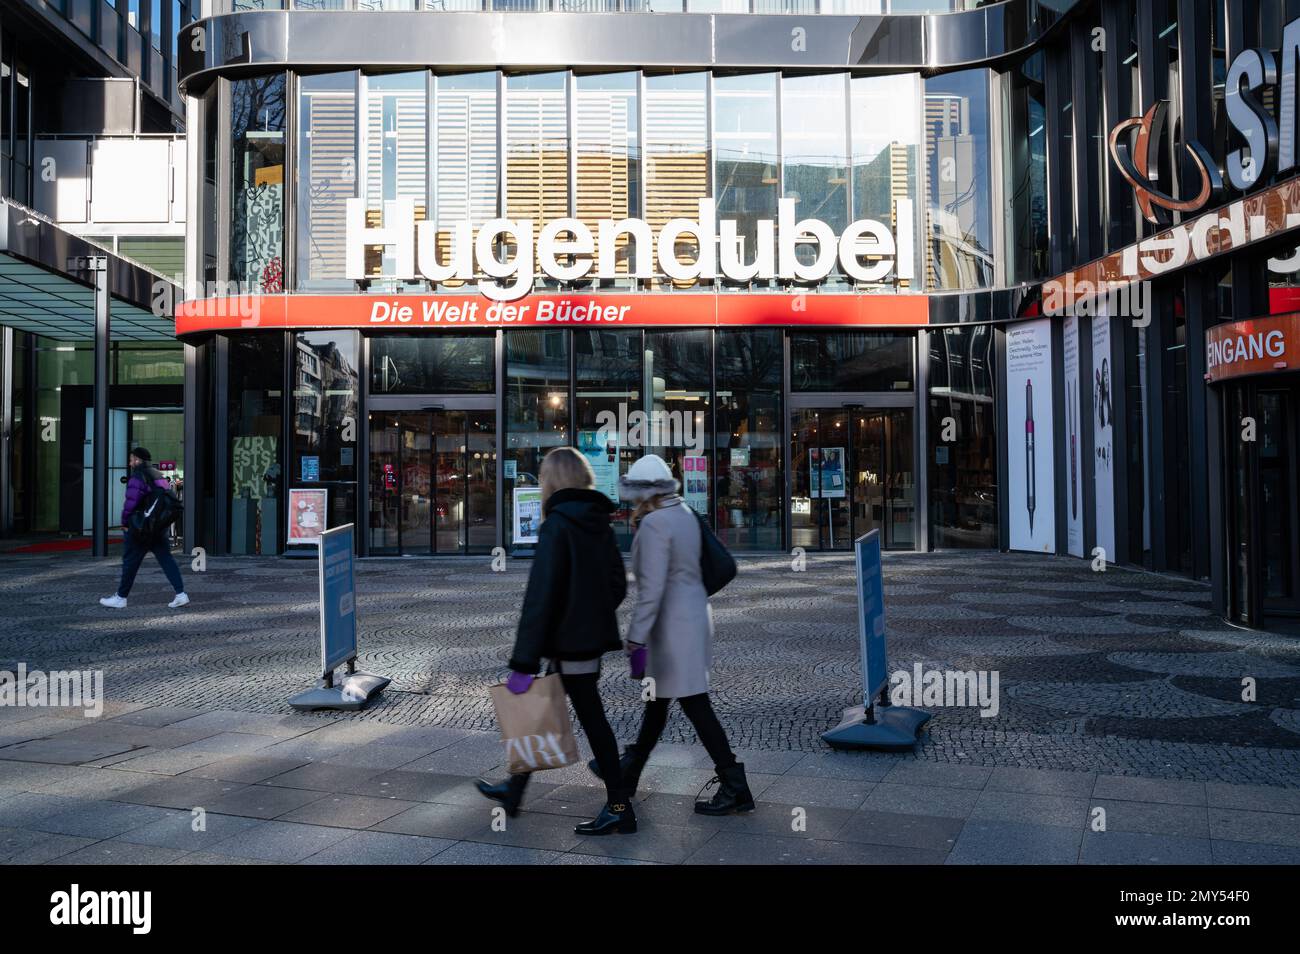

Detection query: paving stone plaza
xmin=1 ymin=550 xmax=1299 ymax=865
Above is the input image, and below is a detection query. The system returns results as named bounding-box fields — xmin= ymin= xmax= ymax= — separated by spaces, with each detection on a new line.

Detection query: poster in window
xmin=1006 ymin=319 xmax=1056 ymax=553
xmin=512 ymin=487 xmax=543 ymax=545
xmin=682 ymin=455 xmax=708 ymax=515
xmin=1062 ymin=316 xmax=1083 ymax=558
xmin=288 ymin=487 xmax=329 ymax=546
xmin=810 ymin=447 xmax=846 ymax=499
xmin=578 ymin=430 xmax=619 ymax=502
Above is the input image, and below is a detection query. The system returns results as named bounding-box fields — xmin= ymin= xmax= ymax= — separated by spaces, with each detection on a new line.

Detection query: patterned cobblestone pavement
xmin=2 ymin=549 xmax=1299 ymax=787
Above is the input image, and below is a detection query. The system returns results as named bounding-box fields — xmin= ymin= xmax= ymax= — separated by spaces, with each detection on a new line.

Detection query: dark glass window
xmin=1008 ymin=53 xmax=1047 ymax=282
xmin=644 ymin=330 xmax=712 ymax=517
xmin=575 ymin=328 xmax=641 ymax=545
xmin=928 ymin=324 xmax=998 ymax=549
xmin=790 ymin=332 xmax=914 ymax=392
xmin=716 ymin=329 xmax=783 ymax=551
xmin=229 ymin=333 xmax=285 ymax=555
xmin=292 ymin=331 xmax=359 ymax=485
xmin=505 ymin=329 xmax=570 ymax=546
xmin=370 ymin=333 xmax=494 ymax=394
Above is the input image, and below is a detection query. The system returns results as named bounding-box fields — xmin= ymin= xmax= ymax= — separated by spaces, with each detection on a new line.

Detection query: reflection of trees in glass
xmin=369 ymin=335 xmax=494 ymax=394
xmin=230 ymin=74 xmax=286 ymax=292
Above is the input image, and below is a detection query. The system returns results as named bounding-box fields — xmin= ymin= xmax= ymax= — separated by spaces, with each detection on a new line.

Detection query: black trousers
xmin=512 ymin=671 xmax=625 ymax=804
xmin=631 ymin=693 xmax=736 ymax=770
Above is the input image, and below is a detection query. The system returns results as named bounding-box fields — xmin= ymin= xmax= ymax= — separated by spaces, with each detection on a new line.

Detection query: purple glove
xmin=628 ymin=645 xmax=647 ymax=680
xmin=505 ymin=671 xmax=535 ymax=695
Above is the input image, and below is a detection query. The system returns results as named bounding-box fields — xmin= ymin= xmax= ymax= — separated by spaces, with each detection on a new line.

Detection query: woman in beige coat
xmin=592 ymin=453 xmax=754 ymax=816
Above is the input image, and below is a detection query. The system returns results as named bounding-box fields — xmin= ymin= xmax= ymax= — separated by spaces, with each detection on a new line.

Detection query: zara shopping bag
xmin=489 ymin=673 xmax=581 ymax=774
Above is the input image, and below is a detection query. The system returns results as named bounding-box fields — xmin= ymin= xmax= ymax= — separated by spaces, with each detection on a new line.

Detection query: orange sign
xmin=1043 ymin=175 xmax=1300 ymax=316
xmin=175 ymin=291 xmax=930 ymax=335
xmin=1205 ymin=312 xmax=1300 ymax=383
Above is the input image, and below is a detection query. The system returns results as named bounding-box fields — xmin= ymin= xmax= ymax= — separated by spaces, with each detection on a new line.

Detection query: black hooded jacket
xmin=508 ymin=488 xmax=627 ymax=674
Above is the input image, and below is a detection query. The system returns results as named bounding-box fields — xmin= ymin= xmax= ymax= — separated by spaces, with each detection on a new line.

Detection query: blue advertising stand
xmin=289 ymin=524 xmax=390 ymax=711
xmin=821 ymin=529 xmax=931 ymax=751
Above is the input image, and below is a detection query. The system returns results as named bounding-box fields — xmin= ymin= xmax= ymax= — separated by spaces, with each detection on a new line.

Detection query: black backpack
xmin=128 ymin=480 xmax=183 ymax=542
xmin=694 ymin=511 xmax=737 ymax=596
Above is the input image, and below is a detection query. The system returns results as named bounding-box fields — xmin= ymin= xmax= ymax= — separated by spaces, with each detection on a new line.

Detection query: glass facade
xmin=230 ymin=74 xmax=287 ymax=293
xmin=9 ymin=0 xmax=1300 ymax=649
xmin=228 ymin=334 xmax=285 ymax=555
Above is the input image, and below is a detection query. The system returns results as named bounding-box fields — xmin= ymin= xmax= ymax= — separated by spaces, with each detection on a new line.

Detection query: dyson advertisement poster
xmin=1092 ymin=314 xmax=1116 ymax=560
xmin=1006 ymin=320 xmax=1056 ymax=553
xmin=1062 ymin=316 xmax=1084 ymax=558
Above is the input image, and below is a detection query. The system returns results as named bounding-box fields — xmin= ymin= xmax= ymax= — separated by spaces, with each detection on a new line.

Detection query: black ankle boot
xmin=475 ymin=773 xmax=529 ymax=817
xmin=587 ymin=747 xmax=649 ymax=799
xmin=694 ymin=762 xmax=755 ymax=816
xmin=574 ymin=797 xmax=637 ymax=836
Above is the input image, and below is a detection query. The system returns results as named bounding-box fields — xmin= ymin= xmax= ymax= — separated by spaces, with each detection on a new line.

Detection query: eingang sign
xmin=343 ymin=196 xmax=914 ymax=302
xmin=1205 ymin=312 xmax=1300 ymax=384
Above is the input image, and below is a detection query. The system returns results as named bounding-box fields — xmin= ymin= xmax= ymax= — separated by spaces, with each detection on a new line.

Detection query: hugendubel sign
xmin=343 ymin=196 xmax=914 ymax=302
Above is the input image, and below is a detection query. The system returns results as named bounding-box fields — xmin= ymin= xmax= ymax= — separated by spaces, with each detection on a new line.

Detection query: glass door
xmin=368 ymin=408 xmax=496 ymax=554
xmin=1258 ymin=387 xmax=1299 ymax=615
xmin=790 ymin=404 xmax=914 ymax=551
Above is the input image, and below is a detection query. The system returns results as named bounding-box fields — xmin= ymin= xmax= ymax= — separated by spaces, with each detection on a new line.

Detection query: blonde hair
xmin=633 ymin=493 xmax=674 ymax=528
xmin=540 ymin=446 xmax=595 ymax=505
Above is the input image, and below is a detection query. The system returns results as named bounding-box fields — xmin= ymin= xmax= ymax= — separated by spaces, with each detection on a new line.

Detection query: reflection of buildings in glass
xmin=855 ymin=142 xmax=917 ymax=290
xmin=294 ymin=337 xmax=358 ymax=472
xmin=924 ymin=90 xmax=993 ymax=289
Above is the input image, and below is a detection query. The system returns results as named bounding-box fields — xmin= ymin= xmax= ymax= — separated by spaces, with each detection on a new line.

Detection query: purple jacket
xmin=122 ymin=468 xmax=171 ymax=526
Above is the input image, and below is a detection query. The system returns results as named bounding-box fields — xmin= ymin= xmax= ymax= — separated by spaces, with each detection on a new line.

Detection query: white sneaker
xmin=99 ymin=595 xmax=127 ymax=609
xmin=168 ymin=593 xmax=190 ymax=608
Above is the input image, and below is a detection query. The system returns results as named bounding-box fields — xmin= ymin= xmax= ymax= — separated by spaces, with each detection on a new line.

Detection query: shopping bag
xmin=489 ymin=673 xmax=580 ymax=774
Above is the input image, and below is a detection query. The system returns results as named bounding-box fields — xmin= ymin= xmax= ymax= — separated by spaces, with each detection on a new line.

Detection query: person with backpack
xmin=592 ymin=453 xmax=753 ymax=816
xmin=475 ymin=446 xmax=635 ymax=835
xmin=99 ymin=447 xmax=189 ymax=610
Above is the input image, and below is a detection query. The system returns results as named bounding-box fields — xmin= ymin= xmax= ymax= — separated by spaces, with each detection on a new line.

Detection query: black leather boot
xmin=475 ymin=773 xmax=529 ymax=817
xmin=587 ymin=746 xmax=649 ymax=799
xmin=575 ymin=796 xmax=637 ymax=835
xmin=694 ymin=762 xmax=755 ymax=816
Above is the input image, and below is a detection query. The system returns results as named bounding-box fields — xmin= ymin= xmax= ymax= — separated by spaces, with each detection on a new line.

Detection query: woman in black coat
xmin=476 ymin=446 xmax=636 ymax=835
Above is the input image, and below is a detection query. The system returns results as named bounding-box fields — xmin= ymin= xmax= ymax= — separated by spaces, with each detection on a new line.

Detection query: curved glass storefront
xmin=196 ymin=66 xmax=1001 ymax=299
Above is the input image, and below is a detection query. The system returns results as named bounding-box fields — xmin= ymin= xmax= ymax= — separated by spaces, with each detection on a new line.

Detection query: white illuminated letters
xmin=345 ymin=197 xmax=911 ymax=300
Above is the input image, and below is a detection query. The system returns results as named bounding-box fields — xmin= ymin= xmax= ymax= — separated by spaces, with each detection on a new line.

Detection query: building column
xmin=183 ymin=341 xmax=200 ymax=554
xmin=1 ymin=325 xmax=12 ymax=536
xmin=89 ymin=255 xmax=111 ymax=558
